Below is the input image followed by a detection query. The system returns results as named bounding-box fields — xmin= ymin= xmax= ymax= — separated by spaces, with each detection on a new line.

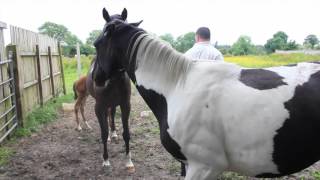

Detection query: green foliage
xmin=159 ymin=33 xmax=175 ymax=47
xmin=230 ymin=35 xmax=255 ymax=56
xmin=38 ymin=22 xmax=68 ymax=41
xmin=304 ymin=34 xmax=319 ymax=49
xmin=80 ymin=44 xmax=95 ymax=56
xmin=264 ymin=31 xmax=298 ymax=53
xmin=0 ymin=147 xmax=14 ymax=166
xmin=38 ymin=21 xmax=94 ymax=57
xmin=174 ymin=32 xmax=195 ymax=53
xmin=217 ymin=45 xmax=232 ymax=55
xmin=159 ymin=32 xmax=195 ymax=53
xmin=86 ymin=30 xmax=102 ymax=45
xmin=311 ymin=171 xmax=320 ymax=180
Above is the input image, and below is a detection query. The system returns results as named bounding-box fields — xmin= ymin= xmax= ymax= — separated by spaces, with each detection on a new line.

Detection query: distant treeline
xmin=38 ymin=22 xmax=320 ymax=57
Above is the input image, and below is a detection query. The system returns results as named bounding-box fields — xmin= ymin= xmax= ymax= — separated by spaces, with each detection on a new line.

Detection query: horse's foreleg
xmin=120 ymin=103 xmax=134 ymax=173
xmin=95 ymin=103 xmax=110 ymax=167
xmin=80 ymin=96 xmax=92 ymax=130
xmin=109 ymin=107 xmax=118 ymax=140
xmin=181 ymin=162 xmax=186 ymax=177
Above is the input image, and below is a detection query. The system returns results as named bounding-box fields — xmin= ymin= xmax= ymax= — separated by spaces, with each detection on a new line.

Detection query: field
xmin=1 ymin=54 xmax=320 ymax=179
xmin=225 ymin=53 xmax=320 ymax=68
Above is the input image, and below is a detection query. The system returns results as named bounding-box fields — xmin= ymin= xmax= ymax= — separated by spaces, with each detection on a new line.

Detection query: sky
xmin=0 ymin=0 xmax=320 ymax=45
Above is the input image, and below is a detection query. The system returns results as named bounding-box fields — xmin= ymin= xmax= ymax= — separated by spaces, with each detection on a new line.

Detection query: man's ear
xmin=130 ymin=20 xmax=143 ymax=27
xmin=103 ymin=8 xmax=111 ymax=22
xmin=121 ymin=8 xmax=128 ymax=21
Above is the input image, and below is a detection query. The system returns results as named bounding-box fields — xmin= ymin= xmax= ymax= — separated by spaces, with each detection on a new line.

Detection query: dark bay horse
xmin=94 ymin=18 xmax=320 ymax=179
xmin=88 ymin=57 xmax=133 ymax=172
xmin=75 ymin=7 xmax=134 ymax=172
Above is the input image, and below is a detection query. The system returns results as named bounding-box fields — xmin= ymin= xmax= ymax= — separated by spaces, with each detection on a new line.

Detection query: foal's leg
xmin=120 ymin=103 xmax=135 ymax=173
xmin=80 ymin=95 xmax=92 ymax=130
xmin=109 ymin=107 xmax=118 ymax=140
xmin=95 ymin=103 xmax=110 ymax=167
xmin=74 ymin=95 xmax=82 ymax=131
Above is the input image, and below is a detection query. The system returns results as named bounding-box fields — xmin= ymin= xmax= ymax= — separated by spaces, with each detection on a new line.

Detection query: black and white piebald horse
xmin=94 ymin=17 xmax=320 ymax=179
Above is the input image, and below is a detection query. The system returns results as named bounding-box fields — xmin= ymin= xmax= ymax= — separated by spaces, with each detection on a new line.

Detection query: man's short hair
xmin=196 ymin=27 xmax=210 ymax=40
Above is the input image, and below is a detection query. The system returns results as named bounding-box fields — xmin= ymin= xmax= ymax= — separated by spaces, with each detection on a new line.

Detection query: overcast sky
xmin=0 ymin=0 xmax=319 ymax=45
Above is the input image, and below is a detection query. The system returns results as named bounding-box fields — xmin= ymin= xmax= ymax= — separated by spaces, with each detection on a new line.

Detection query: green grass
xmin=63 ymin=55 xmax=93 ymax=94
xmin=0 ymin=147 xmax=14 ymax=166
xmin=225 ymin=53 xmax=320 ymax=68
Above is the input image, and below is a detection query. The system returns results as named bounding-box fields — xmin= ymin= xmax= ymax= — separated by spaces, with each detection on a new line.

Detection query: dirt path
xmin=1 ymin=90 xmax=320 ymax=180
xmin=0 ymin=92 xmax=182 ymax=180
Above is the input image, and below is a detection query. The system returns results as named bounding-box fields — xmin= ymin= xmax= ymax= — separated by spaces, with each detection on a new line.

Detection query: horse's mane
xmin=130 ymin=34 xmax=192 ymax=88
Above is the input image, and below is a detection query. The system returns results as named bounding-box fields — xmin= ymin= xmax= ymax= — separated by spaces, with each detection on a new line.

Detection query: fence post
xmin=58 ymin=42 xmax=66 ymax=95
xmin=6 ymin=45 xmax=23 ymax=127
xmin=76 ymin=42 xmax=81 ymax=78
xmin=48 ymin=46 xmax=55 ymax=97
xmin=35 ymin=45 xmax=43 ymax=106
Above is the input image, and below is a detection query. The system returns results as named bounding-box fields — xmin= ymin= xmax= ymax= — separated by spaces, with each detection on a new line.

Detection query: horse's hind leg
xmin=80 ymin=95 xmax=92 ymax=130
xmin=95 ymin=103 xmax=110 ymax=167
xmin=74 ymin=96 xmax=82 ymax=131
xmin=109 ymin=107 xmax=118 ymax=140
xmin=120 ymin=103 xmax=135 ymax=173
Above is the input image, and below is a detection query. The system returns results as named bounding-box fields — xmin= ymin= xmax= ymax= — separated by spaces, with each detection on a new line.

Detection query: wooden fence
xmin=8 ymin=26 xmax=66 ymax=123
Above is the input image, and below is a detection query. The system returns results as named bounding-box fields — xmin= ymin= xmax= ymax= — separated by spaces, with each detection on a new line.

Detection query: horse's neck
xmin=131 ymin=35 xmax=190 ymax=97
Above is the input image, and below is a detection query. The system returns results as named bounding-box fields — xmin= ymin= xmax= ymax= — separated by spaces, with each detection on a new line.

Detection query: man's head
xmin=195 ymin=27 xmax=210 ymax=42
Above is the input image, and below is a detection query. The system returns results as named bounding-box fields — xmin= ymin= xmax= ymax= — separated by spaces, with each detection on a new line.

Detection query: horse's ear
xmin=121 ymin=8 xmax=128 ymax=21
xmin=130 ymin=20 xmax=143 ymax=27
xmin=103 ymin=8 xmax=111 ymax=22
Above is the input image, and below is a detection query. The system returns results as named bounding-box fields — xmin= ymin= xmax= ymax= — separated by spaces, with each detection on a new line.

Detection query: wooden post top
xmin=0 ymin=21 xmax=7 ymax=29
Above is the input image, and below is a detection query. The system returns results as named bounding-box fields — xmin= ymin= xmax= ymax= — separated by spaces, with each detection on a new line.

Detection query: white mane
xmin=130 ymin=34 xmax=192 ymax=90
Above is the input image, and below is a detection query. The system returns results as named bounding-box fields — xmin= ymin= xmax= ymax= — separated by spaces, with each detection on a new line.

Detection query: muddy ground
xmin=1 ymin=90 xmax=320 ymax=180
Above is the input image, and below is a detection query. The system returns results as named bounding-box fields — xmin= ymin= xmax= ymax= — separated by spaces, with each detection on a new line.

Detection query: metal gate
xmin=0 ymin=21 xmax=18 ymax=143
xmin=0 ymin=53 xmax=18 ymax=143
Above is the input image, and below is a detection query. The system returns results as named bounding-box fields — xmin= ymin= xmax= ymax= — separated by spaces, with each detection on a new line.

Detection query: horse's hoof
xmin=102 ymin=160 xmax=111 ymax=167
xmin=85 ymin=122 xmax=92 ymax=130
xmin=76 ymin=126 xmax=82 ymax=131
xmin=107 ymin=136 xmax=111 ymax=142
xmin=126 ymin=165 xmax=135 ymax=173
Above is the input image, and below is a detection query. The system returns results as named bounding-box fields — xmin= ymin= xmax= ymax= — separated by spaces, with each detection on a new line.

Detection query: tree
xmin=304 ymin=34 xmax=319 ymax=49
xmin=264 ymin=31 xmax=288 ymax=53
xmin=159 ymin=33 xmax=175 ymax=47
xmin=285 ymin=40 xmax=299 ymax=50
xmin=38 ymin=22 xmax=69 ymax=42
xmin=81 ymin=44 xmax=95 ymax=56
xmin=230 ymin=35 xmax=255 ymax=55
xmin=86 ymin=30 xmax=102 ymax=46
xmin=39 ymin=22 xmax=86 ymax=57
xmin=174 ymin=32 xmax=195 ymax=53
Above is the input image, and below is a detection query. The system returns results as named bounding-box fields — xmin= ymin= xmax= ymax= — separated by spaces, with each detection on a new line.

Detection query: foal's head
xmin=94 ymin=18 xmax=143 ymax=80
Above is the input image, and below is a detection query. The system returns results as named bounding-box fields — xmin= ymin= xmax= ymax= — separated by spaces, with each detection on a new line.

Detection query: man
xmin=184 ymin=27 xmax=224 ymax=61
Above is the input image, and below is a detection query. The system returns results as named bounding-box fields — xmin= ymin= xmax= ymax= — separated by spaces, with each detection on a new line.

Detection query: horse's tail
xmin=73 ymin=82 xmax=78 ymax=100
